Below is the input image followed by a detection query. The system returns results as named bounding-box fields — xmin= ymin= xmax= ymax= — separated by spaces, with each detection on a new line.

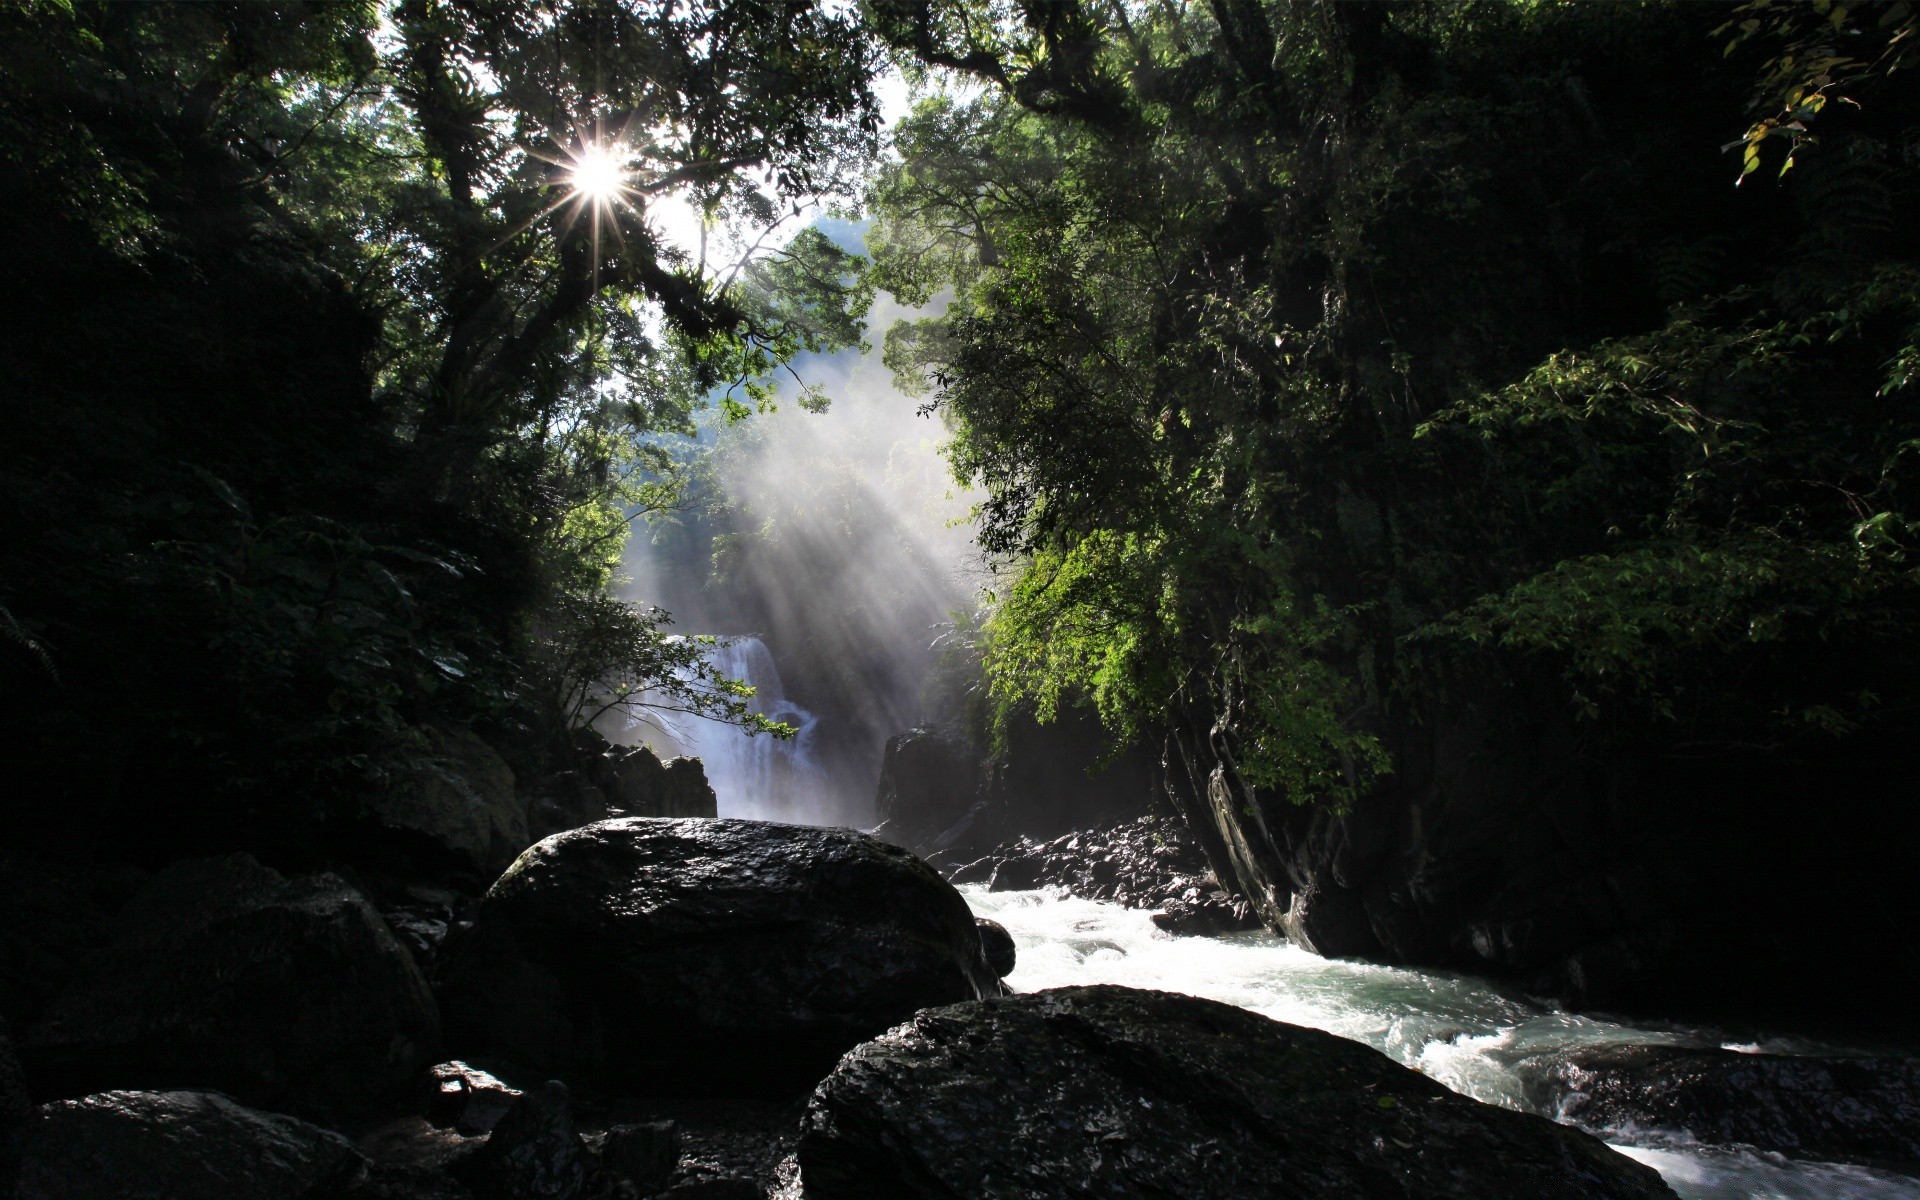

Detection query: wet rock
xmin=526 ymin=772 xmax=611 ymax=843
xmin=24 ymin=854 xmax=440 ymax=1122
xmin=15 ymin=1090 xmax=368 ymax=1200
xmin=962 ymin=817 xmax=1262 ymax=936
xmin=440 ymin=819 xmax=1001 ymax=1096
xmin=597 ymin=745 xmax=718 ymax=818
xmin=425 ymin=1061 xmax=522 ymax=1136
xmin=975 ymin=919 xmax=1016 ymax=978
xmin=1524 ymin=1042 xmax=1920 ymax=1171
xmin=798 ymin=985 xmax=1677 ymax=1200
xmin=601 ymin=1120 xmax=681 ymax=1193
xmin=2 ymin=1018 xmax=26 ymax=1199
xmin=871 ymin=728 xmax=979 ymax=856
xmin=369 ymin=723 xmax=525 ymax=872
xmin=454 ymin=1081 xmax=588 ymax=1200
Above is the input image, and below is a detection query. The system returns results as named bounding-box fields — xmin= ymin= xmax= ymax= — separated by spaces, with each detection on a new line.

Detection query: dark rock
xmin=601 ymin=1120 xmax=681 ymax=1192
xmin=526 ymin=772 xmax=611 ymax=843
xmin=872 ymin=728 xmax=979 ymax=855
xmin=1521 ymin=1042 xmax=1920 ymax=1171
xmin=24 ymin=854 xmax=440 ymax=1121
xmin=383 ymin=903 xmax=454 ymax=966
xmin=16 ymin=1090 xmax=367 ymax=1200
xmin=425 ymin=1061 xmax=522 ymax=1137
xmin=440 ymin=819 xmax=1001 ymax=1096
xmin=965 ymin=817 xmax=1262 ymax=937
xmin=454 ymin=1081 xmax=587 ymax=1200
xmin=368 ymin=723 xmax=525 ymax=872
xmin=974 ymin=919 xmax=1016 ymax=978
xmin=985 ymin=853 xmax=1045 ymax=892
xmin=597 ymin=745 xmax=718 ymax=818
xmin=356 ymin=1116 xmax=485 ymax=1196
xmin=2 ymin=1018 xmax=26 ymax=1199
xmin=661 ymin=1178 xmax=762 ymax=1199
xmin=798 ymin=985 xmax=1676 ymax=1200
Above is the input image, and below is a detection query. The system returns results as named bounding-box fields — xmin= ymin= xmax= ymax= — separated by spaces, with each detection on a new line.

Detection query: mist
xmin=618 ymin=286 xmax=986 ymax=827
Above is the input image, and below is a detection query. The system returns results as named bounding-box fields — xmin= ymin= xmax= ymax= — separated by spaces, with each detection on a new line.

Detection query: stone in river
xmin=798 ymin=984 xmax=1678 ymax=1199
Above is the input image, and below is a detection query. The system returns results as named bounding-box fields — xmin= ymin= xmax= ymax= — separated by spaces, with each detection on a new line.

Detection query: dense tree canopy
xmin=867 ymin=0 xmax=1920 ymax=806
xmin=0 ymin=0 xmax=880 ymax=853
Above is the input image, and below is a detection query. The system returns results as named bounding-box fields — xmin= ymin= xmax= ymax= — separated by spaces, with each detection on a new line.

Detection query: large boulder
xmin=1522 ymin=1043 xmax=1920 ymax=1171
xmin=797 ymin=985 xmax=1677 ymax=1200
xmin=440 ymin=819 xmax=1001 ymax=1095
xmin=15 ymin=1090 xmax=367 ymax=1200
xmin=24 ymin=855 xmax=439 ymax=1122
xmin=368 ymin=723 xmax=525 ymax=871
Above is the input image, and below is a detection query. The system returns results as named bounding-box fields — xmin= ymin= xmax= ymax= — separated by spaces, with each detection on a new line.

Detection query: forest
xmin=2 ymin=2 xmax=1918 ymax=1198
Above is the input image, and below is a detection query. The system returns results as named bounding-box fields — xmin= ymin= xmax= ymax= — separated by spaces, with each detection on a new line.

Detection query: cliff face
xmin=1162 ymin=692 xmax=1916 ymax=1032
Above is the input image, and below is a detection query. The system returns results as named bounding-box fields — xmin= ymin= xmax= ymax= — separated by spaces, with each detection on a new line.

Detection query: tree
xmin=866 ymin=0 xmax=1920 ymax=811
xmin=0 ymin=0 xmax=884 ymax=844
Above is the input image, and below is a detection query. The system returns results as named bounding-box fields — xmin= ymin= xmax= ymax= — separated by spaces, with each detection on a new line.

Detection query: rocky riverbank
xmin=1 ymin=812 xmax=1687 ymax=1199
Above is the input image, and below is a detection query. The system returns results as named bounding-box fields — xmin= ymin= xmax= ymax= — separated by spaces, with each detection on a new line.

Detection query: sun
xmin=569 ymin=144 xmax=627 ymax=203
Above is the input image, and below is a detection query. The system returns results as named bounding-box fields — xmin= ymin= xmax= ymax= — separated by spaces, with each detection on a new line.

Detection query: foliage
xmin=1721 ymin=0 xmax=1918 ymax=180
xmin=867 ymin=0 xmax=1920 ymax=807
xmin=0 ymin=0 xmax=879 ymax=842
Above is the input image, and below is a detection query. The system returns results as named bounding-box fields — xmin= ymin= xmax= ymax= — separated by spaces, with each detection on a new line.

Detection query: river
xmin=962 ymin=886 xmax=1920 ymax=1200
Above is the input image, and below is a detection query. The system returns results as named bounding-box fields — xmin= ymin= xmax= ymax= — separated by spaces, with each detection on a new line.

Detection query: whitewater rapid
xmin=962 ymin=886 xmax=1920 ymax=1200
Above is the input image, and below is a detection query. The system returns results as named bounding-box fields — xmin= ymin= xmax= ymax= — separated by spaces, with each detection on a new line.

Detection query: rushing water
xmin=636 ymin=636 xmax=834 ymax=823
xmin=962 ymin=886 xmax=1920 ymax=1200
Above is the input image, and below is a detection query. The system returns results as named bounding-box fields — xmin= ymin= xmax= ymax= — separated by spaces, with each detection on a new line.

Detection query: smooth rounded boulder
xmin=16 ymin=1090 xmax=367 ymax=1200
xmin=797 ymin=985 xmax=1678 ymax=1200
xmin=440 ymin=818 xmax=1002 ymax=1095
xmin=23 ymin=855 xmax=440 ymax=1121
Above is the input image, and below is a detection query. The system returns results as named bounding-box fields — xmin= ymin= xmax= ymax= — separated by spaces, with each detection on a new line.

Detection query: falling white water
xmin=965 ymin=886 xmax=1920 ymax=1200
xmin=635 ymin=636 xmax=834 ymax=823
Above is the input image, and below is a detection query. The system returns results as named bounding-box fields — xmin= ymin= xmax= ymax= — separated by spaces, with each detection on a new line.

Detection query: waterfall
xmin=632 ymin=636 xmax=832 ymax=823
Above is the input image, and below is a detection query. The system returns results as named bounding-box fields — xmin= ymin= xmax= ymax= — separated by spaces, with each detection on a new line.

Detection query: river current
xmin=961 ymin=886 xmax=1920 ymax=1200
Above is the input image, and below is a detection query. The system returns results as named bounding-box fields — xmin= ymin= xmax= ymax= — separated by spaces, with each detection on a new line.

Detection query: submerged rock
xmin=798 ymin=985 xmax=1677 ymax=1199
xmin=24 ymin=854 xmax=440 ymax=1121
xmin=15 ymin=1090 xmax=367 ymax=1200
xmin=440 ymin=818 xmax=1002 ymax=1095
xmin=1523 ymin=1042 xmax=1920 ymax=1171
